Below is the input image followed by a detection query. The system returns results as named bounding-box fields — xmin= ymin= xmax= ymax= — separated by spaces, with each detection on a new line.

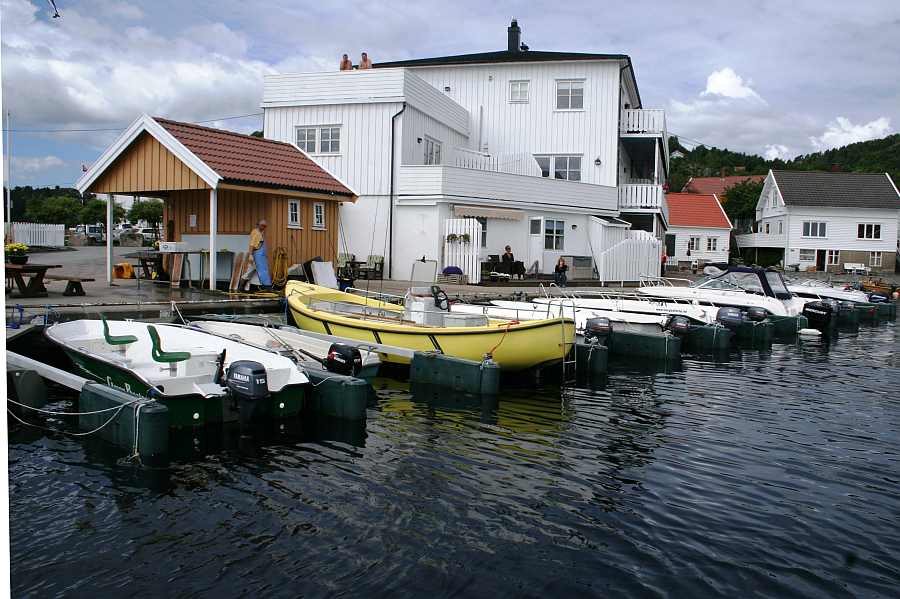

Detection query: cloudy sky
xmin=2 ymin=0 xmax=898 ymax=187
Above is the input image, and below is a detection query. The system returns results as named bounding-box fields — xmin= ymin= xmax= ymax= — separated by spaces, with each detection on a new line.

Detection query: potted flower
xmin=460 ymin=233 xmax=471 ymax=244
xmin=5 ymin=242 xmax=30 ymax=265
xmin=446 ymin=233 xmax=459 ymax=243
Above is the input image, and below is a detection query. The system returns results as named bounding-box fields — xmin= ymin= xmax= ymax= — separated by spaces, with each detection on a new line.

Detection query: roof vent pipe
xmin=508 ymin=19 xmax=521 ymax=53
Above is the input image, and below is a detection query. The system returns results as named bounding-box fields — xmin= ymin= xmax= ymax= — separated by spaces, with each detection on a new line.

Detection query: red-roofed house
xmin=665 ymin=193 xmax=732 ymax=267
xmin=77 ymin=114 xmax=356 ymax=288
xmin=682 ymin=175 xmax=764 ymax=196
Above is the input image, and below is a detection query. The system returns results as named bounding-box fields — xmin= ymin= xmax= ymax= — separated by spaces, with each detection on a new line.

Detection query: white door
xmin=527 ymin=217 xmax=543 ymax=273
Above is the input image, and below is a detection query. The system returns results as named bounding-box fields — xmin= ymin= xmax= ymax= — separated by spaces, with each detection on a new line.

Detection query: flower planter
xmin=7 ymin=254 xmax=28 ymax=265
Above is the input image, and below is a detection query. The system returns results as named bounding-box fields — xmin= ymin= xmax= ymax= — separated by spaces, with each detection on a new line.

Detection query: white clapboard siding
xmin=5 ymin=222 xmax=66 ymax=247
xmin=443 ymin=218 xmax=481 ymax=284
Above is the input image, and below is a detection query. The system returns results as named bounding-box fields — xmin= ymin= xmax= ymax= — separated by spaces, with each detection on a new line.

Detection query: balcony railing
xmin=735 ymin=232 xmax=785 ymax=248
xmin=451 ymin=147 xmax=541 ymax=177
xmin=618 ymin=183 xmax=669 ymax=223
xmin=620 ymin=109 xmax=666 ymax=136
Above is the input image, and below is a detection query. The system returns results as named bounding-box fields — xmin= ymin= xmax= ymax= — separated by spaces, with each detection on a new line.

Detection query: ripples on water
xmin=8 ymin=321 xmax=900 ymax=597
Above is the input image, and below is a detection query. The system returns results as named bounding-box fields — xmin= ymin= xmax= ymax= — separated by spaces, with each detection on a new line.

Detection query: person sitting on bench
xmin=500 ymin=245 xmax=526 ymax=279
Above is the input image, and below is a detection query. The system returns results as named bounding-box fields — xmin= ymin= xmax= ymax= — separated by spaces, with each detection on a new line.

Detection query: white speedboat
xmin=786 ymin=279 xmax=872 ymax=304
xmin=188 ymin=320 xmax=381 ymax=380
xmin=527 ymin=295 xmax=719 ymax=325
xmin=637 ymin=267 xmax=810 ymax=317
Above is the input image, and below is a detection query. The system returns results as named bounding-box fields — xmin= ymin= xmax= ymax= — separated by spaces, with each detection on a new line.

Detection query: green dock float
xmin=409 ymin=352 xmax=501 ymax=395
xmin=855 ymin=303 xmax=882 ymax=321
xmin=6 ymin=369 xmax=48 ymax=415
xmin=682 ymin=324 xmax=733 ymax=353
xmin=768 ymin=315 xmax=808 ymax=338
xmin=875 ymin=302 xmax=896 ymax=319
xmin=606 ymin=329 xmax=681 ymax=361
xmin=837 ymin=307 xmax=860 ymax=330
xmin=734 ymin=320 xmax=774 ymax=347
xmin=79 ymin=382 xmax=169 ymax=463
xmin=304 ymin=368 xmax=369 ymax=420
xmin=574 ymin=341 xmax=609 ymax=376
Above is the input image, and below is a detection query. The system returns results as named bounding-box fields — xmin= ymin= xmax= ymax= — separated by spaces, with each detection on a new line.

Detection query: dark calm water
xmin=8 ymin=320 xmax=900 ymax=598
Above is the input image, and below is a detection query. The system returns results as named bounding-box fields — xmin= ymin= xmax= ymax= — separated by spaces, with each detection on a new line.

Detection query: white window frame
xmin=544 ymin=219 xmax=565 ymax=250
xmin=556 ymin=79 xmax=584 ymax=110
xmin=857 ymin=223 xmax=882 ymax=240
xmin=296 ymin=127 xmax=317 ymax=153
xmin=534 ymin=155 xmax=581 ymax=181
xmin=287 ymin=200 xmax=301 ymax=229
xmin=509 ymin=80 xmax=529 ymax=103
xmin=826 ymin=249 xmax=840 ymax=265
xmin=707 ymin=237 xmax=718 ymax=251
xmin=318 ymin=126 xmax=341 ymax=154
xmin=688 ymin=236 xmax=701 ymax=251
xmin=424 ymin=136 xmax=442 ymax=165
xmin=798 ymin=249 xmax=816 ymax=262
xmin=802 ymin=221 xmax=827 ymax=238
xmin=312 ymin=202 xmax=326 ymax=229
xmin=870 ymin=251 xmax=882 ymax=267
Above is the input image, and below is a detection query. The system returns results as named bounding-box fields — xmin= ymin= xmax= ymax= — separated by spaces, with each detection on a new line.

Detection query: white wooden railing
xmin=618 ymin=184 xmax=669 ymax=224
xmin=4 ymin=222 xmax=66 ymax=247
xmin=442 ymin=218 xmax=482 ymax=284
xmin=451 ymin=147 xmax=542 ymax=177
xmin=620 ymin=109 xmax=666 ymax=135
xmin=592 ymin=227 xmax=661 ymax=284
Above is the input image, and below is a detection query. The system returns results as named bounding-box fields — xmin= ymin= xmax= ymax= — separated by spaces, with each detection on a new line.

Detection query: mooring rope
xmin=6 ymin=397 xmax=141 ymax=416
xmin=6 ymin=401 xmax=132 ymax=437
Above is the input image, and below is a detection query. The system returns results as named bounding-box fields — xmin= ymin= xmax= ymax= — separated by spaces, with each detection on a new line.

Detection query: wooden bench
xmin=43 ymin=274 xmax=96 ymax=296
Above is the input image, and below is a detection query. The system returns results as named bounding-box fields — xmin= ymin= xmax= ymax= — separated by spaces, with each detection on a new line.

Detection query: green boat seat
xmin=101 ymin=315 xmax=138 ymax=346
xmin=147 ymin=325 xmax=191 ymax=364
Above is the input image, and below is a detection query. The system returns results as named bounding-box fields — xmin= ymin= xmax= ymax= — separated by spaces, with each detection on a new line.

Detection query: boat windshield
xmin=695 ymin=271 xmax=766 ymax=295
xmin=765 ymin=271 xmax=793 ymax=299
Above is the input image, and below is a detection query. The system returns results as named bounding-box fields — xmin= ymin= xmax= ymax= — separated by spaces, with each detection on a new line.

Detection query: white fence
xmin=451 ymin=147 xmax=543 ymax=177
xmin=589 ymin=217 xmax=661 ymax=284
xmin=4 ymin=222 xmax=66 ymax=247
xmin=442 ymin=218 xmax=482 ymax=284
xmin=620 ymin=109 xmax=666 ymax=134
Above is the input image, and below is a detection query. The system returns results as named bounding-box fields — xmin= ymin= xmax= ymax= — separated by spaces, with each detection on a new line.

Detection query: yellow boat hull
xmin=285 ymin=282 xmax=574 ymax=371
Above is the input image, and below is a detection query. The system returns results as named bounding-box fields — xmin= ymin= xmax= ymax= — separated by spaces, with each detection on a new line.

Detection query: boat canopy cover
xmin=699 ymin=266 xmax=793 ymax=300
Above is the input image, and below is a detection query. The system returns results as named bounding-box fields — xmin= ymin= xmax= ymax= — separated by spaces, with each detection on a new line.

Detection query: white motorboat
xmin=786 ymin=279 xmax=872 ymax=304
xmin=527 ymin=295 xmax=718 ymax=325
xmin=188 ymin=320 xmax=381 ymax=380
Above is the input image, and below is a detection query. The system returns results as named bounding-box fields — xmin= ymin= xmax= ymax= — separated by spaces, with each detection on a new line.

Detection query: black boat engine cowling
xmin=666 ymin=315 xmax=691 ymax=336
xmin=583 ymin=317 xmax=612 ymax=343
xmin=802 ymin=300 xmax=834 ymax=330
xmin=226 ymin=360 xmax=269 ymax=426
xmin=324 ymin=343 xmax=363 ymax=377
xmin=745 ymin=307 xmax=768 ymax=322
xmin=716 ymin=306 xmax=744 ymax=330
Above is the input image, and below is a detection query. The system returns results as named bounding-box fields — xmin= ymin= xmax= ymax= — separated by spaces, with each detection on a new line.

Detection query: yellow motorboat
xmin=284 ymin=282 xmax=574 ymax=371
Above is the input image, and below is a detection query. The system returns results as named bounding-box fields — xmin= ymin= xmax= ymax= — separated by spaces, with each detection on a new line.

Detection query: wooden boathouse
xmin=77 ymin=114 xmax=357 ymax=287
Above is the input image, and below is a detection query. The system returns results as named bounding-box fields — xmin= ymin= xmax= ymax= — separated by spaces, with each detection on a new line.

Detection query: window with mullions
xmin=556 ymin=80 xmax=584 ymax=110
xmin=544 ymin=219 xmax=565 ymax=250
xmin=534 ymin=155 xmax=581 ymax=181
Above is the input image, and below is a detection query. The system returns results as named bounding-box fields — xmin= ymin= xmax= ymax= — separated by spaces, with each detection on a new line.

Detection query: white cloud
xmin=701 ymin=68 xmax=763 ymax=102
xmin=809 ymin=116 xmax=892 ymax=151
xmin=12 ymin=155 xmax=65 ymax=173
xmin=764 ymin=144 xmax=790 ymax=160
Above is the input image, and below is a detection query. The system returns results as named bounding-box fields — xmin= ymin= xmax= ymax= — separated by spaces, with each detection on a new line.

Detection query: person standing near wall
xmin=248 ymin=219 xmax=272 ymax=289
xmin=661 ymin=251 xmax=668 ymax=278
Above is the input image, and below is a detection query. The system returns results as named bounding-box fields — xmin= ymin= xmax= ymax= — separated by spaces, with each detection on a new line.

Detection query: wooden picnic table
xmin=5 ymin=263 xmax=62 ymax=298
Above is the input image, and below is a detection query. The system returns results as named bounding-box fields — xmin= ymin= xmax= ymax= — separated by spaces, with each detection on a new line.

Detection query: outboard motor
xmin=821 ymin=298 xmax=840 ymax=314
xmin=324 ymin=343 xmax=363 ymax=377
xmin=716 ymin=306 xmax=744 ymax=330
xmin=745 ymin=307 xmax=768 ymax=322
xmin=868 ymin=292 xmax=889 ymax=304
xmin=225 ymin=360 xmax=269 ymax=428
xmin=666 ymin=315 xmax=691 ymax=336
xmin=583 ymin=317 xmax=612 ymax=344
xmin=802 ymin=300 xmax=834 ymax=331
xmin=839 ymin=300 xmax=856 ymax=314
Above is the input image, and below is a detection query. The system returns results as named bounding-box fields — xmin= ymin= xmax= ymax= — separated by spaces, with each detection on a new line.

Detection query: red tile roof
xmin=682 ymin=175 xmax=764 ymax=196
xmin=666 ymin=193 xmax=732 ymax=229
xmin=155 ymin=117 xmax=354 ymax=197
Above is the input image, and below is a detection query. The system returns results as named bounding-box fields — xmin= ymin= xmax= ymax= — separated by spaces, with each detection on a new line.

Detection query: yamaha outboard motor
xmin=225 ymin=360 xmax=269 ymax=428
xmin=801 ymin=300 xmax=834 ymax=331
xmin=324 ymin=343 xmax=362 ymax=377
xmin=716 ymin=306 xmax=744 ymax=330
xmin=666 ymin=315 xmax=691 ymax=336
xmin=868 ymin=292 xmax=889 ymax=304
xmin=745 ymin=307 xmax=768 ymax=322
xmin=583 ymin=317 xmax=612 ymax=344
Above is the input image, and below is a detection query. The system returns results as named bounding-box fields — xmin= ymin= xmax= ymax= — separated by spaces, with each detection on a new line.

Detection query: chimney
xmin=508 ymin=19 xmax=521 ymax=53
xmin=830 ymin=163 xmax=841 ymax=172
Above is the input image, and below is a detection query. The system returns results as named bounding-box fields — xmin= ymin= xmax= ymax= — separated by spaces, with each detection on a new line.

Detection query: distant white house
xmin=736 ymin=170 xmax=900 ymax=273
xmin=260 ymin=20 xmax=669 ymax=282
xmin=664 ymin=193 xmax=731 ymax=268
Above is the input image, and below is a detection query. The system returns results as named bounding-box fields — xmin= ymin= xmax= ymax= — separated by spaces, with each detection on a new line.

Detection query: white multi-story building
xmin=736 ymin=170 xmax=900 ymax=273
xmin=262 ymin=20 xmax=669 ymax=281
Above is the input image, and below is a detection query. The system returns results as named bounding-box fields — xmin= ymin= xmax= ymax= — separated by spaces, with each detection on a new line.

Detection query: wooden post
xmin=106 ymin=193 xmax=114 ymax=286
xmin=208 ymin=188 xmax=217 ymax=290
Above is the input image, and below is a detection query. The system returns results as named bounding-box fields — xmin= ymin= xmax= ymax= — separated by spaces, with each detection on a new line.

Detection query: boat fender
xmin=665 ymin=315 xmax=691 ymax=336
xmin=584 ymin=317 xmax=612 ymax=343
xmin=798 ymin=328 xmax=822 ymax=337
xmin=430 ymin=285 xmax=450 ymax=311
xmin=324 ymin=343 xmax=363 ymax=377
xmin=745 ymin=307 xmax=768 ymax=322
xmin=715 ymin=306 xmax=744 ymax=330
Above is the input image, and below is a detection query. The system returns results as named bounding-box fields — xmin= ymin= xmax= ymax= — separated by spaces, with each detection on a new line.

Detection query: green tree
xmin=24 ymin=196 xmax=84 ymax=228
xmin=720 ymin=179 xmax=765 ymax=222
xmin=128 ymin=199 xmax=164 ymax=230
xmin=80 ymin=198 xmax=126 ymax=234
